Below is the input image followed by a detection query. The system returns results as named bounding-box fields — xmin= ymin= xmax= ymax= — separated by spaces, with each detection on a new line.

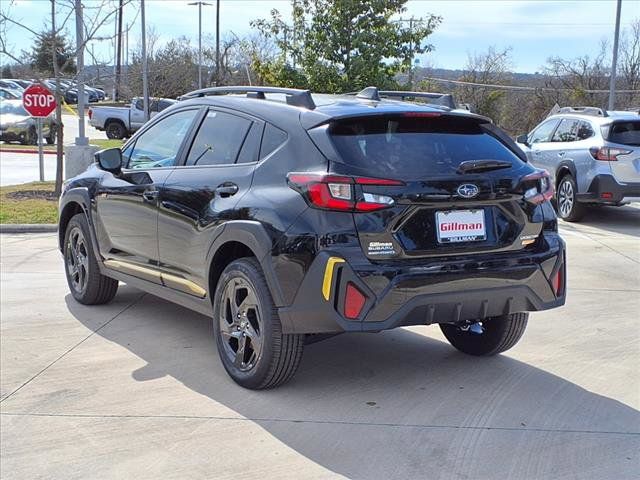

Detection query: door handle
xmin=142 ymin=188 xmax=159 ymax=203
xmin=215 ymin=183 xmax=239 ymax=197
xmin=533 ymin=150 xmax=541 ymax=155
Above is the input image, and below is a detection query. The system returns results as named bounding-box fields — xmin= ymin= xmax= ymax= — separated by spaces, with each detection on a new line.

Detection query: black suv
xmin=59 ymin=86 xmax=566 ymax=389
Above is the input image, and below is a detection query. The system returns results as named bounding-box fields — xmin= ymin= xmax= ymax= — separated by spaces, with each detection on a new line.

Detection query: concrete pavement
xmin=1 ymin=206 xmax=639 ymax=479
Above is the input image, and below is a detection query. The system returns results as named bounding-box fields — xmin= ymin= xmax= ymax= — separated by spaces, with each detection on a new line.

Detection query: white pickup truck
xmin=88 ymin=97 xmax=176 ymax=139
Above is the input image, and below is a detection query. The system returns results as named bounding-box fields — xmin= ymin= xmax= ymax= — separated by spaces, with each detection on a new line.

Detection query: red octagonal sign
xmin=22 ymin=84 xmax=57 ymax=117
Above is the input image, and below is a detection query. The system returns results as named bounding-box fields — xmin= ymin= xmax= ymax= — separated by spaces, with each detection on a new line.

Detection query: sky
xmin=1 ymin=0 xmax=639 ymax=74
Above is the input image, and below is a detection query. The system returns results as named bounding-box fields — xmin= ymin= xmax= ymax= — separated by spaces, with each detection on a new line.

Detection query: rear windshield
xmin=607 ymin=121 xmax=640 ymax=146
xmin=329 ymin=115 xmax=523 ymax=176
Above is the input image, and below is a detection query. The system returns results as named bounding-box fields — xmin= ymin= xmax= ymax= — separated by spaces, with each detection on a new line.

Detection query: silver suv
xmin=516 ymin=107 xmax=640 ymax=221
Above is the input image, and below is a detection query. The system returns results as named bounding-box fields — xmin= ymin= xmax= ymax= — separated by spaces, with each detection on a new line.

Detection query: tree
xmin=457 ymin=46 xmax=513 ymax=122
xmin=618 ymin=18 xmax=640 ymax=106
xmin=252 ymin=0 xmax=441 ymax=92
xmin=128 ymin=36 xmax=198 ymax=98
xmin=1 ymin=63 xmax=11 ymax=77
xmin=30 ymin=30 xmax=76 ymax=76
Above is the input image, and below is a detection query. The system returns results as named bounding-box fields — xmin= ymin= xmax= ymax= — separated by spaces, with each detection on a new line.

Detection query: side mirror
xmin=95 ymin=148 xmax=122 ymax=174
xmin=516 ymin=134 xmax=529 ymax=146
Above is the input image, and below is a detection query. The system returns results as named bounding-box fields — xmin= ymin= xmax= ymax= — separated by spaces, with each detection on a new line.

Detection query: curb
xmin=0 ymin=224 xmax=58 ymax=233
xmin=0 ymin=148 xmax=58 ymax=155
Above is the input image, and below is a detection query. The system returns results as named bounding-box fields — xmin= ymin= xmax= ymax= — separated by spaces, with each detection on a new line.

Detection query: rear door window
xmin=185 ymin=110 xmax=253 ymax=166
xmin=551 ymin=118 xmax=579 ymax=142
xmin=607 ymin=121 xmax=640 ymax=146
xmin=329 ymin=115 xmax=524 ymax=177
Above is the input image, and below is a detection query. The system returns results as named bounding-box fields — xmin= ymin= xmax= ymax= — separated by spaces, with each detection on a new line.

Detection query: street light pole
xmin=141 ymin=0 xmax=149 ymax=121
xmin=189 ymin=2 xmax=211 ymax=89
xmin=74 ymin=0 xmax=88 ymax=146
xmin=608 ymin=0 xmax=622 ymax=111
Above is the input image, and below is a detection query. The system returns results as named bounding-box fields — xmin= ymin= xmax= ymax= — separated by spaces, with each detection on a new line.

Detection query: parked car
xmin=59 ymin=86 xmax=566 ymax=389
xmin=0 ymin=99 xmax=56 ymax=145
xmin=88 ymin=97 xmax=177 ymax=139
xmin=43 ymin=79 xmax=90 ymax=105
xmin=0 ymin=87 xmax=21 ymax=99
xmin=517 ymin=107 xmax=640 ymax=221
xmin=5 ymin=79 xmax=32 ymax=89
xmin=0 ymin=79 xmax=24 ymax=91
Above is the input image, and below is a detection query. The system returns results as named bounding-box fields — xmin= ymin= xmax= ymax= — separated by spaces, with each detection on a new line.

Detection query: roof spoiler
xmin=350 ymin=86 xmax=457 ymax=109
xmin=178 ymin=86 xmax=316 ymax=110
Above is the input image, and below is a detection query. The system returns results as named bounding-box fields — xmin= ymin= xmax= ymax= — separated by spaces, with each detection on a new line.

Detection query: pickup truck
xmin=88 ymin=97 xmax=176 ymax=139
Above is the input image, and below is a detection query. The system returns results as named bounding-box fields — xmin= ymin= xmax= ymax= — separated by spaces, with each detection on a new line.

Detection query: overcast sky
xmin=2 ymin=0 xmax=639 ymax=74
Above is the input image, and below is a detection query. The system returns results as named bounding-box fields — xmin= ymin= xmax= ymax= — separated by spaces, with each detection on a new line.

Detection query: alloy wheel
xmin=558 ymin=179 xmax=574 ymax=218
xmin=66 ymin=226 xmax=89 ymax=293
xmin=219 ymin=277 xmax=264 ymax=372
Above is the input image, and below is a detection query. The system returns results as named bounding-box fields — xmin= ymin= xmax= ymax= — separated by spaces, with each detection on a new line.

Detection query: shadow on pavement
xmin=563 ymin=204 xmax=640 ymax=238
xmin=66 ymin=291 xmax=640 ymax=479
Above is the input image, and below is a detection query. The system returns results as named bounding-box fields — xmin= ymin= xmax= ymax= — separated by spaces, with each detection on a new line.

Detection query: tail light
xmin=344 ymin=282 xmax=366 ymax=319
xmin=522 ymin=169 xmax=554 ymax=205
xmin=287 ymin=173 xmax=404 ymax=212
xmin=88 ymin=108 xmax=92 ymax=120
xmin=589 ymin=146 xmax=631 ymax=161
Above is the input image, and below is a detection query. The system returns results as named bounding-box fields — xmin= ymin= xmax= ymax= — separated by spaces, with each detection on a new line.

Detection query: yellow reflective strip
xmin=322 ymin=257 xmax=345 ymax=301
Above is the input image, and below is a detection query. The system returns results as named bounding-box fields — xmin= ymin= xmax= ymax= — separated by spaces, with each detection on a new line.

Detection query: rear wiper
xmin=457 ymin=160 xmax=512 ymax=174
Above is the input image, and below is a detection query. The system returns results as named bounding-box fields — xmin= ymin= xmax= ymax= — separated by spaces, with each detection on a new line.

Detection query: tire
xmin=21 ymin=127 xmax=37 ymax=146
xmin=63 ymin=213 xmax=119 ymax=305
xmin=556 ymin=174 xmax=585 ymax=222
xmin=45 ymin=125 xmax=56 ymax=145
xmin=213 ymin=258 xmax=304 ymax=389
xmin=440 ymin=313 xmax=529 ymax=356
xmin=105 ymin=121 xmax=126 ymax=140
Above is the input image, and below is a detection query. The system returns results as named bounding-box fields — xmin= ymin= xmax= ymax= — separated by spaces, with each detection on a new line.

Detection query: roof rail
xmin=178 ymin=86 xmax=316 ymax=110
xmin=557 ymin=106 xmax=608 ymax=117
xmin=351 ymin=87 xmax=456 ymax=109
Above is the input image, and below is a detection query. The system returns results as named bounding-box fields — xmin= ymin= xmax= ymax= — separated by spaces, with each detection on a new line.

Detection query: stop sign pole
xmin=22 ymin=84 xmax=57 ymax=182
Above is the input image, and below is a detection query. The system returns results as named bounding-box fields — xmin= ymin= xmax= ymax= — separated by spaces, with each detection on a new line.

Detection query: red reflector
xmin=551 ymin=266 xmax=563 ymax=297
xmin=344 ymin=282 xmax=366 ymax=319
xmin=601 ymin=192 xmax=613 ymax=199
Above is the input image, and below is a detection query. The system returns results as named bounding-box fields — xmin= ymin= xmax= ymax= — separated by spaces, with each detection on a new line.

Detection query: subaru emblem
xmin=457 ymin=184 xmax=479 ymax=198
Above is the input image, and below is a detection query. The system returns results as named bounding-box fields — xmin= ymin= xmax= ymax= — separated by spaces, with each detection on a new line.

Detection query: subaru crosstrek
xmin=517 ymin=106 xmax=640 ymax=221
xmin=59 ymin=86 xmax=566 ymax=389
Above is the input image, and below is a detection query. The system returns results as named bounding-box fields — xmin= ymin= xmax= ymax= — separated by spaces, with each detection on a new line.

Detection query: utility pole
xmin=189 ymin=2 xmax=211 ymax=89
xmin=216 ymin=0 xmax=220 ymax=85
xmin=115 ymin=0 xmax=123 ymax=101
xmin=75 ymin=0 xmax=88 ymax=145
xmin=408 ymin=17 xmax=414 ymax=90
xmin=141 ymin=0 xmax=149 ymax=121
xmin=608 ymin=0 xmax=622 ymax=111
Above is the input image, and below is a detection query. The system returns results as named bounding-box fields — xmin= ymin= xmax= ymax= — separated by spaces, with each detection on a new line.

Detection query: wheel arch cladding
xmin=58 ymin=193 xmax=90 ymax=251
xmin=206 ymin=221 xmax=286 ymax=308
xmin=555 ymin=161 xmax=577 ymax=188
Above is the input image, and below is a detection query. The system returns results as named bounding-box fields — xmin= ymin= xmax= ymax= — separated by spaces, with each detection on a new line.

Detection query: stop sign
xmin=22 ymin=84 xmax=57 ymax=117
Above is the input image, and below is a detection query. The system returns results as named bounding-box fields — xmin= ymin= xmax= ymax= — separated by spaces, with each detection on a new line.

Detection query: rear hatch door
xmin=325 ymin=113 xmax=542 ymax=260
xmin=603 ymin=119 xmax=640 ymax=183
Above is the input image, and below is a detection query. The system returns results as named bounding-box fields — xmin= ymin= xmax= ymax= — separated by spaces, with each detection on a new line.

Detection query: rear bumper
xmin=279 ymin=234 xmax=566 ymax=334
xmin=577 ymin=174 xmax=640 ymax=204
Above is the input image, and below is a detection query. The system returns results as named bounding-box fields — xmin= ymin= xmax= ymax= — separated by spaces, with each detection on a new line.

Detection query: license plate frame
xmin=436 ymin=209 xmax=486 ymax=244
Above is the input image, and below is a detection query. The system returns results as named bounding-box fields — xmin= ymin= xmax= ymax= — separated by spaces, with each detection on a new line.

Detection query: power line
xmin=421 ymin=76 xmax=638 ymax=94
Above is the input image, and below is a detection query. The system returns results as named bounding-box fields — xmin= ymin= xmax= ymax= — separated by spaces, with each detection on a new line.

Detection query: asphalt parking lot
xmin=1 ymin=206 xmax=639 ymax=479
